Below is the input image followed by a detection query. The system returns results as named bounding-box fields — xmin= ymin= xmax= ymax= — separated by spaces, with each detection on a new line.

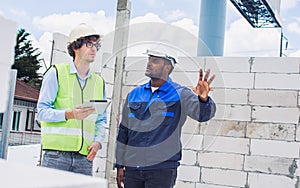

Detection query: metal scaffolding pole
xmin=0 ymin=70 xmax=17 ymax=159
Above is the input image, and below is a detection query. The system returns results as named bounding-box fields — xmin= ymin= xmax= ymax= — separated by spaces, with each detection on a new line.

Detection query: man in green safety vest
xmin=37 ymin=23 xmax=106 ymax=176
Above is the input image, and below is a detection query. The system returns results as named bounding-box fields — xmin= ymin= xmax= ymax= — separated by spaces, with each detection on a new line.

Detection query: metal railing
xmin=0 ymin=131 xmax=41 ymax=146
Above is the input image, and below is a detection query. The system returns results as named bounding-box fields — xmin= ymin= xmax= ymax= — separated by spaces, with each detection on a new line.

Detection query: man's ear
xmin=73 ymin=48 xmax=80 ymax=57
xmin=165 ymin=63 xmax=173 ymax=75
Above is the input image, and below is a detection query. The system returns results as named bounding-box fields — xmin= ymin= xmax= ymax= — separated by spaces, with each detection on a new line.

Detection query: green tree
xmin=12 ymin=28 xmax=42 ymax=89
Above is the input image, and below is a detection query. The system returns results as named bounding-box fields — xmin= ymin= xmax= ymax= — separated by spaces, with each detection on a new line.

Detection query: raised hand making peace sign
xmin=192 ymin=68 xmax=216 ymax=102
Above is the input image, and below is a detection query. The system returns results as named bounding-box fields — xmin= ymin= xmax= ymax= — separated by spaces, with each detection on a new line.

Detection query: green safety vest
xmin=41 ymin=63 xmax=104 ymax=156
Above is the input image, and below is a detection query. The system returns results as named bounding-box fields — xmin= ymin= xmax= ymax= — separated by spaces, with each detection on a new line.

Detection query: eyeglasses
xmin=80 ymin=42 xmax=101 ymax=51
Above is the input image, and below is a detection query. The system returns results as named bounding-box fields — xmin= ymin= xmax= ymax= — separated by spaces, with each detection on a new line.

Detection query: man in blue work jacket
xmin=115 ymin=49 xmax=216 ymax=188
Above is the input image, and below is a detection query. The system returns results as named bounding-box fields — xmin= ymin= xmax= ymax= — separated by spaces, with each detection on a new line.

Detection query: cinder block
xmin=121 ymin=85 xmax=135 ymax=99
xmin=214 ymin=104 xmax=251 ymax=121
xmin=181 ymin=150 xmax=197 ymax=166
xmin=171 ymin=71 xmax=198 ymax=87
xmin=201 ymin=168 xmax=247 ymax=187
xmin=252 ymin=107 xmax=299 ymax=124
xmin=255 ymin=73 xmax=300 ymax=90
xmin=176 ymin=56 xmax=205 ymax=72
xmin=177 ymin=165 xmax=200 ymax=182
xmin=181 ymin=134 xmax=203 ymax=151
xmin=248 ymin=172 xmax=298 ymax=188
xmin=182 ymin=117 xmax=200 ymax=134
xmin=252 ymin=57 xmax=300 ymax=73
xmin=97 ymin=142 xmax=108 ymax=158
xmin=175 ymin=180 xmax=195 ymax=188
xmin=245 ymin=155 xmax=296 ymax=175
xmin=100 ymin=67 xmax=115 ymax=84
xmin=249 ymin=90 xmax=298 ymax=107
xmin=198 ymin=152 xmax=244 ymax=170
xmin=210 ymin=88 xmax=248 ymax=105
xmin=296 ymin=124 xmax=300 ymax=141
xmin=0 ymin=17 xmax=16 ymax=112
xmin=246 ymin=123 xmax=296 ymax=141
xmin=213 ymin=72 xmax=254 ymax=89
xmin=206 ymin=57 xmax=251 ymax=73
xmin=200 ymin=120 xmax=246 ymax=138
xmin=196 ymin=183 xmax=232 ymax=188
xmin=125 ymin=57 xmax=147 ymax=71
xmin=298 ymin=91 xmax=300 ymax=106
xmin=296 ymin=159 xmax=300 ymax=176
xmin=203 ymin=136 xmax=249 ymax=154
xmin=93 ymin=157 xmax=107 ymax=175
xmin=251 ymin=139 xmax=300 ymax=158
xmin=124 ymin=71 xmax=148 ymax=85
xmin=93 ymin=171 xmax=105 ymax=178
xmin=107 ymin=169 xmax=117 ymax=185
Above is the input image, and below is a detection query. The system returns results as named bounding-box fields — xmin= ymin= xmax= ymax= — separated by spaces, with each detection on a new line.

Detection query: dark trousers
xmin=124 ymin=169 xmax=177 ymax=188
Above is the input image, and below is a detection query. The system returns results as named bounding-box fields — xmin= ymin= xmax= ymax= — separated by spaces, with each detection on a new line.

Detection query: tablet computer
xmin=81 ymin=99 xmax=111 ymax=114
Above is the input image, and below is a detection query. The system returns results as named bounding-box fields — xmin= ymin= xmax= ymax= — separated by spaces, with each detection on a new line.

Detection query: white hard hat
xmin=68 ymin=23 xmax=100 ymax=43
xmin=146 ymin=49 xmax=178 ymax=67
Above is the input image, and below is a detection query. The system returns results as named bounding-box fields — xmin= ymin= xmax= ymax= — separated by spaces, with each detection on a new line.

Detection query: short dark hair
xmin=67 ymin=35 xmax=100 ymax=60
xmin=163 ymin=59 xmax=174 ymax=74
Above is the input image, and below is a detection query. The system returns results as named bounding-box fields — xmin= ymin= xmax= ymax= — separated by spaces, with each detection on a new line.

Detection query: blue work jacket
xmin=116 ymin=78 xmax=216 ymax=170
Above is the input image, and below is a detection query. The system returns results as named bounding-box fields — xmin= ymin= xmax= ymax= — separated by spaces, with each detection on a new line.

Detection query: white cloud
xmin=287 ymin=22 xmax=300 ymax=34
xmin=171 ymin=18 xmax=198 ymax=36
xmin=10 ymin=9 xmax=29 ymax=18
xmin=165 ymin=9 xmax=185 ymax=21
xmin=144 ymin=0 xmax=164 ymax=7
xmin=280 ymin=0 xmax=298 ymax=10
xmin=32 ymin=10 xmax=114 ymax=36
xmin=130 ymin=13 xmax=165 ymax=24
xmin=131 ymin=13 xmax=197 ymax=36
xmin=225 ymin=18 xmax=281 ymax=56
xmin=144 ymin=0 xmax=157 ymax=6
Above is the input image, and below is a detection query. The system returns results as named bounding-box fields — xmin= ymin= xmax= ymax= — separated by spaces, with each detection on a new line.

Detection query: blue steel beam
xmin=230 ymin=0 xmax=281 ymax=28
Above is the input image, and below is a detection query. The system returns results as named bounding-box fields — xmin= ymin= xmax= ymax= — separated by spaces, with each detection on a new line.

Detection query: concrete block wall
xmin=101 ymin=56 xmax=300 ymax=188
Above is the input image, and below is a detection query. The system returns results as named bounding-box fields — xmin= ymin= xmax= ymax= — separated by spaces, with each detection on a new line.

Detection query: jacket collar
xmin=144 ymin=77 xmax=173 ymax=93
xmin=70 ymin=61 xmax=92 ymax=79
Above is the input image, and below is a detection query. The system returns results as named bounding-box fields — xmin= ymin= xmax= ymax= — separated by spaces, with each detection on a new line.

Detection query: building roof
xmin=14 ymin=80 xmax=40 ymax=102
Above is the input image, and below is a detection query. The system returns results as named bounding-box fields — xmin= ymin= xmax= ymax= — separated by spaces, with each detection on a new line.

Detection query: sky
xmin=1 ymin=0 xmax=300 ymax=70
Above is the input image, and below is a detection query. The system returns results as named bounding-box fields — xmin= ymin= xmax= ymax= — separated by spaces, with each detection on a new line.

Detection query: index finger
xmin=199 ymin=68 xmax=203 ymax=81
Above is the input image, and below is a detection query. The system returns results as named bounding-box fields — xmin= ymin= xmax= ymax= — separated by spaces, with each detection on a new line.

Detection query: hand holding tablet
xmin=81 ymin=100 xmax=111 ymax=114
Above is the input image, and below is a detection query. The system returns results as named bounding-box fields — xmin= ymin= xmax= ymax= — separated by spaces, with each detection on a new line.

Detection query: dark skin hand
xmin=192 ymin=68 xmax=215 ymax=102
xmin=116 ymin=168 xmax=125 ymax=188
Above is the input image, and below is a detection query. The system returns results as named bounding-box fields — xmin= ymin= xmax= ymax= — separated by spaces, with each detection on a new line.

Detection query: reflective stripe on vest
xmin=41 ymin=127 xmax=94 ymax=141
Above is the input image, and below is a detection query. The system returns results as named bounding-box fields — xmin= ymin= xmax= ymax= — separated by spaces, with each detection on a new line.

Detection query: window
xmin=25 ymin=110 xmax=40 ymax=132
xmin=12 ymin=111 xmax=21 ymax=131
xmin=0 ymin=113 xmax=3 ymax=129
xmin=26 ymin=110 xmax=33 ymax=131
